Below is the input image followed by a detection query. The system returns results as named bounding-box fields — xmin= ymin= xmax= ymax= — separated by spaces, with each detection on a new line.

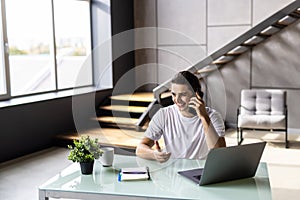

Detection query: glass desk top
xmin=39 ymin=154 xmax=272 ymax=200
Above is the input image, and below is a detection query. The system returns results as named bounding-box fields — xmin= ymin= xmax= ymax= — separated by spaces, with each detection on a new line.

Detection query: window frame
xmin=0 ymin=0 xmax=95 ymax=101
xmin=0 ymin=0 xmax=10 ymax=100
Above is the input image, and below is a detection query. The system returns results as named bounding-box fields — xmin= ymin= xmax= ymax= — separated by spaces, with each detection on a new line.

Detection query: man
xmin=136 ymin=71 xmax=226 ymax=162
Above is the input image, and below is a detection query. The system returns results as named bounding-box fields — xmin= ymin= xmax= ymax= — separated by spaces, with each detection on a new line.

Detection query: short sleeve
xmin=144 ymin=108 xmax=165 ymax=141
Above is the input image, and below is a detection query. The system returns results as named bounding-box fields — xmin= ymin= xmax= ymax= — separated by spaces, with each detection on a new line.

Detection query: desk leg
xmin=39 ymin=190 xmax=49 ymax=200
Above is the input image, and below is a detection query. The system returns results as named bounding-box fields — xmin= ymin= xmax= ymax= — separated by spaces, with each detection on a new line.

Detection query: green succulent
xmin=67 ymin=135 xmax=103 ymax=163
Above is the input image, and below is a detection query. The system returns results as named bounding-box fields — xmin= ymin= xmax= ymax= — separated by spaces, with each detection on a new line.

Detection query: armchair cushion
xmin=240 ymin=90 xmax=286 ymax=116
xmin=238 ymin=114 xmax=286 ymax=129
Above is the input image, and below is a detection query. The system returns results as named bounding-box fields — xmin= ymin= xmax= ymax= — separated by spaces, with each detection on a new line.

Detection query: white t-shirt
xmin=144 ymin=104 xmax=225 ymax=159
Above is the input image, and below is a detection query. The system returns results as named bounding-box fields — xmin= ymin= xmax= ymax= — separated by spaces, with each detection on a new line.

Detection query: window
xmin=0 ymin=0 xmax=93 ymax=100
xmin=6 ymin=0 xmax=55 ymax=96
xmin=53 ymin=0 xmax=92 ymax=89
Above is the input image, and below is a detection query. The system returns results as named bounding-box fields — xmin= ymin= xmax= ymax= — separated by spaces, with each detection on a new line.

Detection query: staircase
xmin=54 ymin=92 xmax=155 ymax=150
xmin=136 ymin=0 xmax=300 ymax=130
xmin=96 ymin=92 xmax=155 ymax=131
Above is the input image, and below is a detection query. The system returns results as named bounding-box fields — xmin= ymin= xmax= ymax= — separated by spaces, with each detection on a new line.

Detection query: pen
xmin=155 ymin=140 xmax=161 ymax=152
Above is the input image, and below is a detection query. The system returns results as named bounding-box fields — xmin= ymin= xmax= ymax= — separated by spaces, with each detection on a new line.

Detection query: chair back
xmin=240 ymin=89 xmax=286 ymax=116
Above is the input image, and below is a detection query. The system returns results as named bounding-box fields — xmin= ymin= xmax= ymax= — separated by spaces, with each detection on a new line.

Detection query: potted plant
xmin=68 ymin=135 xmax=103 ymax=175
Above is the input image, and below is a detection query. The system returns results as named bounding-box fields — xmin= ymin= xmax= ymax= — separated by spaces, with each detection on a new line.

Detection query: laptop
xmin=178 ymin=142 xmax=266 ymax=186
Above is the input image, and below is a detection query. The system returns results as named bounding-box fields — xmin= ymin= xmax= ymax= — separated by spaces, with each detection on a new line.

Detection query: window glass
xmin=6 ymin=0 xmax=55 ymax=96
xmin=92 ymin=0 xmax=113 ymax=89
xmin=53 ymin=0 xmax=92 ymax=89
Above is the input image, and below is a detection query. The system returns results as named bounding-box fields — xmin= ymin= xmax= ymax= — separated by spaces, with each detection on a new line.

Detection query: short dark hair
xmin=171 ymin=71 xmax=203 ymax=97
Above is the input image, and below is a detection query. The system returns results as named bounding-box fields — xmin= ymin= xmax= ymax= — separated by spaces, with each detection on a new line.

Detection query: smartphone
xmin=188 ymin=93 xmax=197 ymax=116
xmin=188 ymin=103 xmax=197 ymax=116
xmin=188 ymin=89 xmax=203 ymax=116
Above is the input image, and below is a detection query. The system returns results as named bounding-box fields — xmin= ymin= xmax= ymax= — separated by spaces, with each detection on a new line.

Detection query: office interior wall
xmin=110 ymin=0 xmax=135 ymax=94
xmin=134 ymin=0 xmax=300 ymax=131
xmin=157 ymin=0 xmax=206 ymax=84
xmin=0 ymin=0 xmax=135 ymax=162
xmin=134 ymin=0 xmax=158 ymax=91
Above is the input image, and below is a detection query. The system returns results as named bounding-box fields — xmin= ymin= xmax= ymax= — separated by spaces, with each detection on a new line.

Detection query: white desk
xmin=39 ymin=155 xmax=272 ymax=200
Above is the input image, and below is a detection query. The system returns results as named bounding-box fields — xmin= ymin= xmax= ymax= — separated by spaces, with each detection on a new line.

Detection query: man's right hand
xmin=136 ymin=137 xmax=171 ymax=162
xmin=153 ymin=150 xmax=171 ymax=163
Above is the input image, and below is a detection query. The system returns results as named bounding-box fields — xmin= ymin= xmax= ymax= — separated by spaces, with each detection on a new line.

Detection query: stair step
xmin=100 ymin=105 xmax=148 ymax=113
xmin=110 ymin=92 xmax=154 ymax=102
xmin=54 ymin=127 xmax=145 ymax=150
xmin=95 ymin=116 xmax=139 ymax=125
xmin=95 ymin=92 xmax=155 ymax=130
xmin=212 ymin=55 xmax=235 ymax=65
xmin=260 ymin=26 xmax=281 ymax=36
xmin=290 ymin=8 xmax=300 ymax=18
xmin=277 ymin=15 xmax=297 ymax=25
xmin=243 ymin=36 xmax=265 ymax=46
xmin=226 ymin=46 xmax=249 ymax=55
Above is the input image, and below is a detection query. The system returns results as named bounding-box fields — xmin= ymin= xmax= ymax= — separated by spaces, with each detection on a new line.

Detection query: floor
xmin=1 ymin=129 xmax=300 ymax=200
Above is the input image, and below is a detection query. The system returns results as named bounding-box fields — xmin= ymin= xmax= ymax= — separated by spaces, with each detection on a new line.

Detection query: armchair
xmin=237 ymin=89 xmax=288 ymax=148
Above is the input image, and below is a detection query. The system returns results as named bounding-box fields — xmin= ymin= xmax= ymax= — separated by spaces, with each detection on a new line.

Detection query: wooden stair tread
xmin=110 ymin=92 xmax=154 ymax=102
xmin=100 ymin=105 xmax=148 ymax=113
xmin=227 ymin=46 xmax=249 ymax=55
xmin=56 ymin=128 xmax=145 ymax=149
xmin=56 ymin=128 xmax=164 ymax=150
xmin=95 ymin=116 xmax=139 ymax=125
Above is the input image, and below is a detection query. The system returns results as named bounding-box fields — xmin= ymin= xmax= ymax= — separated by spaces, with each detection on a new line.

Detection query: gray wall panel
xmin=253 ymin=0 xmax=295 ymax=25
xmin=157 ymin=0 xmax=206 ymax=45
xmin=252 ymin=20 xmax=300 ymax=88
xmin=287 ymin=90 xmax=300 ymax=131
xmin=208 ymin=26 xmax=251 ymax=54
xmin=208 ymin=0 xmax=251 ymax=25
xmin=157 ymin=45 xmax=207 ymax=83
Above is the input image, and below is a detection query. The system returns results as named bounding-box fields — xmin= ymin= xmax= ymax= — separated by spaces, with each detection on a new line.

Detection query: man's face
xmin=171 ymin=83 xmax=194 ymax=115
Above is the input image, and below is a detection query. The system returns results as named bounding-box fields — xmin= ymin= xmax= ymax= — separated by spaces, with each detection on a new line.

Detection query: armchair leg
xmin=237 ymin=128 xmax=243 ymax=145
xmin=285 ymin=129 xmax=289 ymax=148
xmin=237 ymin=127 xmax=239 ymax=144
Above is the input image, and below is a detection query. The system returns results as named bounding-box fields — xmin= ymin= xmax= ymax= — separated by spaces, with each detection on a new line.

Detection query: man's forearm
xmin=136 ymin=144 xmax=156 ymax=160
xmin=200 ymin=114 xmax=225 ymax=149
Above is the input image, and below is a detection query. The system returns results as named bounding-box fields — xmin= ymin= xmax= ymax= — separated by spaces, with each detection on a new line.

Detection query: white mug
xmin=100 ymin=147 xmax=114 ymax=167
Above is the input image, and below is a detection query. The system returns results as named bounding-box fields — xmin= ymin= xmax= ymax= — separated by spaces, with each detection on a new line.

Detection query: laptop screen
xmin=178 ymin=142 xmax=266 ymax=185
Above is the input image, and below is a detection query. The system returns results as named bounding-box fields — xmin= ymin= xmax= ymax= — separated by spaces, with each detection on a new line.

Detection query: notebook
xmin=178 ymin=142 xmax=266 ymax=186
xmin=118 ymin=166 xmax=150 ymax=181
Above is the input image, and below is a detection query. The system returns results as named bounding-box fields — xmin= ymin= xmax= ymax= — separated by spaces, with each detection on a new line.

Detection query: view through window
xmin=54 ymin=0 xmax=92 ymax=90
xmin=6 ymin=0 xmax=55 ymax=96
xmin=2 ymin=0 xmax=92 ymax=98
